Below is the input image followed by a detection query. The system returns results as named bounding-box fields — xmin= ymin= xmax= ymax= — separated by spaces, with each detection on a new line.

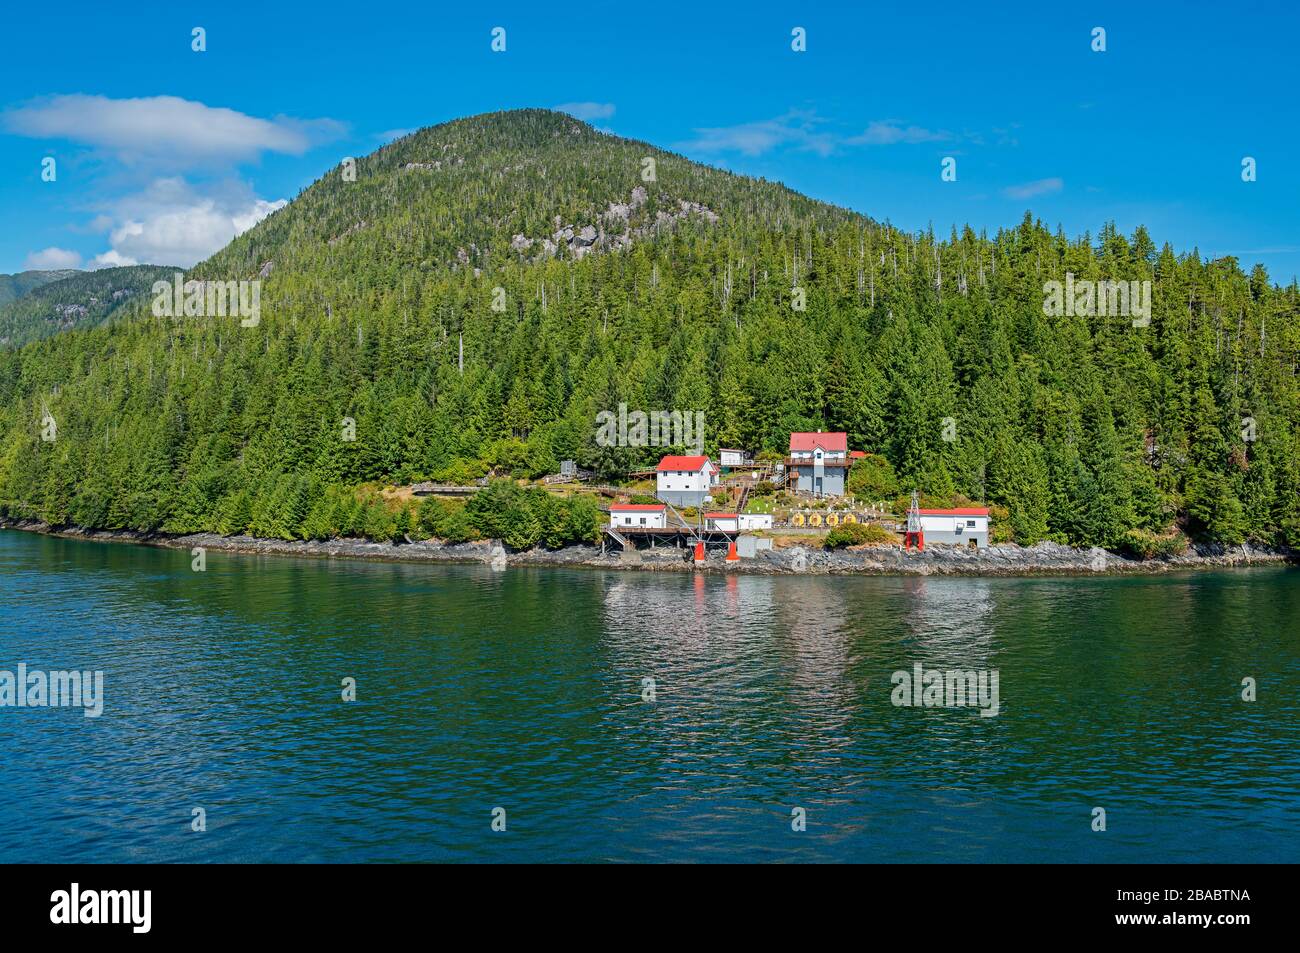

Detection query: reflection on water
xmin=1 ymin=529 xmax=1298 ymax=862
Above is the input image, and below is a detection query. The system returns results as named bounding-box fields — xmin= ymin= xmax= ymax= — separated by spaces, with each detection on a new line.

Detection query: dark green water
xmin=1 ymin=528 xmax=1297 ymax=863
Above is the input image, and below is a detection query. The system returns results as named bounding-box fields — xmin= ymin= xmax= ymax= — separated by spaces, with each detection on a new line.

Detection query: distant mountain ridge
xmin=0 ymin=269 xmax=80 ymax=309
xmin=0 ymin=266 xmax=171 ymax=347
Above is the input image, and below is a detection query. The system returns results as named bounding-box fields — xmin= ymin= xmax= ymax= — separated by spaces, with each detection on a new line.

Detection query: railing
xmin=783 ymin=457 xmax=851 ymax=468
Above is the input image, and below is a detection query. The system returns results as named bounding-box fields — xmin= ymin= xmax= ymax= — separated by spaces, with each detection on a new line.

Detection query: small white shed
xmin=609 ymin=504 xmax=667 ymax=529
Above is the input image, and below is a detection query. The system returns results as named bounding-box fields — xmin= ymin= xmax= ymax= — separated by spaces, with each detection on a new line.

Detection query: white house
xmin=788 ymin=432 xmax=849 ymax=496
xmin=704 ymin=512 xmax=739 ymax=532
xmin=738 ymin=513 xmax=773 ymax=531
xmin=656 ymin=454 xmax=719 ymax=507
xmin=918 ymin=508 xmax=990 ymax=548
xmin=609 ymin=504 xmax=667 ymax=529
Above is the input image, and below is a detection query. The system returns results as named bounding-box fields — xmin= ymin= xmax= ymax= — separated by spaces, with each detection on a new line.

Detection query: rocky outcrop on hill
xmin=508 ymin=187 xmax=720 ymax=264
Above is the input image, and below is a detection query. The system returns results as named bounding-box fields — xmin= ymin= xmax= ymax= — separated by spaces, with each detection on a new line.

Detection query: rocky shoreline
xmin=2 ymin=517 xmax=1295 ymax=577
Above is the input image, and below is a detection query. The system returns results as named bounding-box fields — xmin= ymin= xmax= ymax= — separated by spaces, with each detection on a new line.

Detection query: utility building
xmin=916 ymin=508 xmax=990 ymax=548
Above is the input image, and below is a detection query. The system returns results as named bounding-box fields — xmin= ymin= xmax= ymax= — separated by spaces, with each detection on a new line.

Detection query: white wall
xmin=919 ymin=515 xmax=988 ymax=534
xmin=611 ymin=511 xmax=666 ymax=529
xmin=657 ymin=468 xmax=711 ymax=494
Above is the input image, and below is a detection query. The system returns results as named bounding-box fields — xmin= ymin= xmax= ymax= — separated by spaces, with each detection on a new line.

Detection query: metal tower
xmin=903 ymin=489 xmax=924 ymax=551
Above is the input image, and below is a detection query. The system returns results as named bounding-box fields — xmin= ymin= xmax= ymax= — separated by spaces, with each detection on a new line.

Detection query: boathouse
xmin=609 ymin=504 xmax=668 ymax=529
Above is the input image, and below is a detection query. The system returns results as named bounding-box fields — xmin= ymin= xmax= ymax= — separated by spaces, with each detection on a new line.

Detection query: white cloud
xmin=677 ymin=110 xmax=834 ymax=157
xmin=848 ymin=120 xmax=952 ymax=146
xmin=1003 ymin=177 xmax=1064 ymax=200
xmin=89 ymin=249 xmax=138 ymax=269
xmin=555 ymin=102 xmax=616 ymax=121
xmin=90 ymin=178 xmax=287 ymax=267
xmin=2 ymin=94 xmax=345 ymax=166
xmin=23 ymin=247 xmax=82 ymax=270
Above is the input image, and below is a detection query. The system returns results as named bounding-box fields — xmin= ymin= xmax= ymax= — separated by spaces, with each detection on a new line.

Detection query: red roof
xmin=656 ymin=454 xmax=712 ymax=472
xmin=848 ymin=450 xmax=866 ymax=459
xmin=704 ymin=512 xmax=738 ymax=519
xmin=789 ymin=431 xmax=848 ymax=453
xmin=919 ymin=508 xmax=989 ymax=516
xmin=610 ymin=504 xmax=665 ymax=512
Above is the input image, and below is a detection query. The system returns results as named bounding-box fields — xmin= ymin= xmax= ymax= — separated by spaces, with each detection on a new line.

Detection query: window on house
xmin=967 ymin=520 xmax=977 ymax=527
xmin=639 ymin=517 xmax=646 ymax=525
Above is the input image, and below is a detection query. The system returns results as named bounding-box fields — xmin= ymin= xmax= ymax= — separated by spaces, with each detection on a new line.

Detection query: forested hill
xmin=1 ymin=108 xmax=1298 ymax=549
xmin=0 ymin=265 xmax=172 ymax=347
xmin=200 ymin=108 xmax=862 ymax=283
xmin=0 ymin=268 xmax=80 ymax=308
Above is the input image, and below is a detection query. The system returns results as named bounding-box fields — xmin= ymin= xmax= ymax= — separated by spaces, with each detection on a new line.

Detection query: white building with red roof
xmin=786 ymin=431 xmax=849 ymax=497
xmin=655 ymin=454 xmax=719 ymax=507
xmin=609 ymin=503 xmax=667 ymax=529
xmin=917 ymin=508 xmax=990 ymax=548
xmin=703 ymin=512 xmax=739 ymax=532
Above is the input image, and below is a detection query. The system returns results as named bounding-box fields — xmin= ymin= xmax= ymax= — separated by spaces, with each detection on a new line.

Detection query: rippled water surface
xmin=1 ymin=529 xmax=1297 ymax=862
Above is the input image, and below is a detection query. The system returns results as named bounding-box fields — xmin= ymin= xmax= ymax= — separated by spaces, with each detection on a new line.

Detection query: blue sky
xmin=1 ymin=0 xmax=1296 ymax=280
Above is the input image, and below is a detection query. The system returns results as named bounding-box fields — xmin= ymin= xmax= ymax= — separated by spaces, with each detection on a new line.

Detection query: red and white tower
xmin=903 ymin=489 xmax=925 ymax=551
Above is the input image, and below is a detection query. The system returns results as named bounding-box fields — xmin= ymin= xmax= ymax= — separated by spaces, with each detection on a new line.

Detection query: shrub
xmin=432 ymin=459 xmax=489 ymax=485
xmin=418 ymin=496 xmax=477 ymax=543
xmin=462 ymin=480 xmax=602 ymax=550
xmin=847 ymin=453 xmax=899 ymax=499
xmin=825 ymin=522 xmax=894 ymax=548
xmin=1122 ymin=528 xmax=1188 ymax=559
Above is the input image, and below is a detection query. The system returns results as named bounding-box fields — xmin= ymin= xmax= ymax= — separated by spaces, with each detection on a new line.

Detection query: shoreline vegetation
xmin=4 ymin=518 xmax=1294 ymax=577
xmin=3 ymin=112 xmax=1299 ymax=562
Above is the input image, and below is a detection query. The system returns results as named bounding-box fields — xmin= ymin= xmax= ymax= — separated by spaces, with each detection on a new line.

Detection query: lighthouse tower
xmin=903 ymin=489 xmax=925 ymax=551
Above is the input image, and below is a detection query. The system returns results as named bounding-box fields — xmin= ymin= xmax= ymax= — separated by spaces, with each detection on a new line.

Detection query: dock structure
xmin=602 ymin=496 xmax=742 ymax=559
xmin=599 ymin=524 xmax=749 ymax=556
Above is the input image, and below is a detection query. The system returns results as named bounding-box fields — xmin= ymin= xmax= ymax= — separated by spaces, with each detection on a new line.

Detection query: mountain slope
xmin=1 ymin=109 xmax=1298 ymax=550
xmin=0 ymin=269 xmax=80 ymax=309
xmin=0 ymin=266 xmax=172 ymax=347
xmin=200 ymin=108 xmax=862 ymax=284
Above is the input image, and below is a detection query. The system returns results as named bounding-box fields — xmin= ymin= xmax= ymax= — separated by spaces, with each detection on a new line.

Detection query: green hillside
xmin=0 ymin=266 xmax=172 ymax=347
xmin=0 ymin=269 xmax=80 ymax=309
xmin=1 ymin=108 xmax=1297 ymax=549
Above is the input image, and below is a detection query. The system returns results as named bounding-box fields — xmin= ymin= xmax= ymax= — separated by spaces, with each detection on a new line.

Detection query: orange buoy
xmin=725 ymin=541 xmax=740 ymax=562
xmin=693 ymin=541 xmax=706 ymax=564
